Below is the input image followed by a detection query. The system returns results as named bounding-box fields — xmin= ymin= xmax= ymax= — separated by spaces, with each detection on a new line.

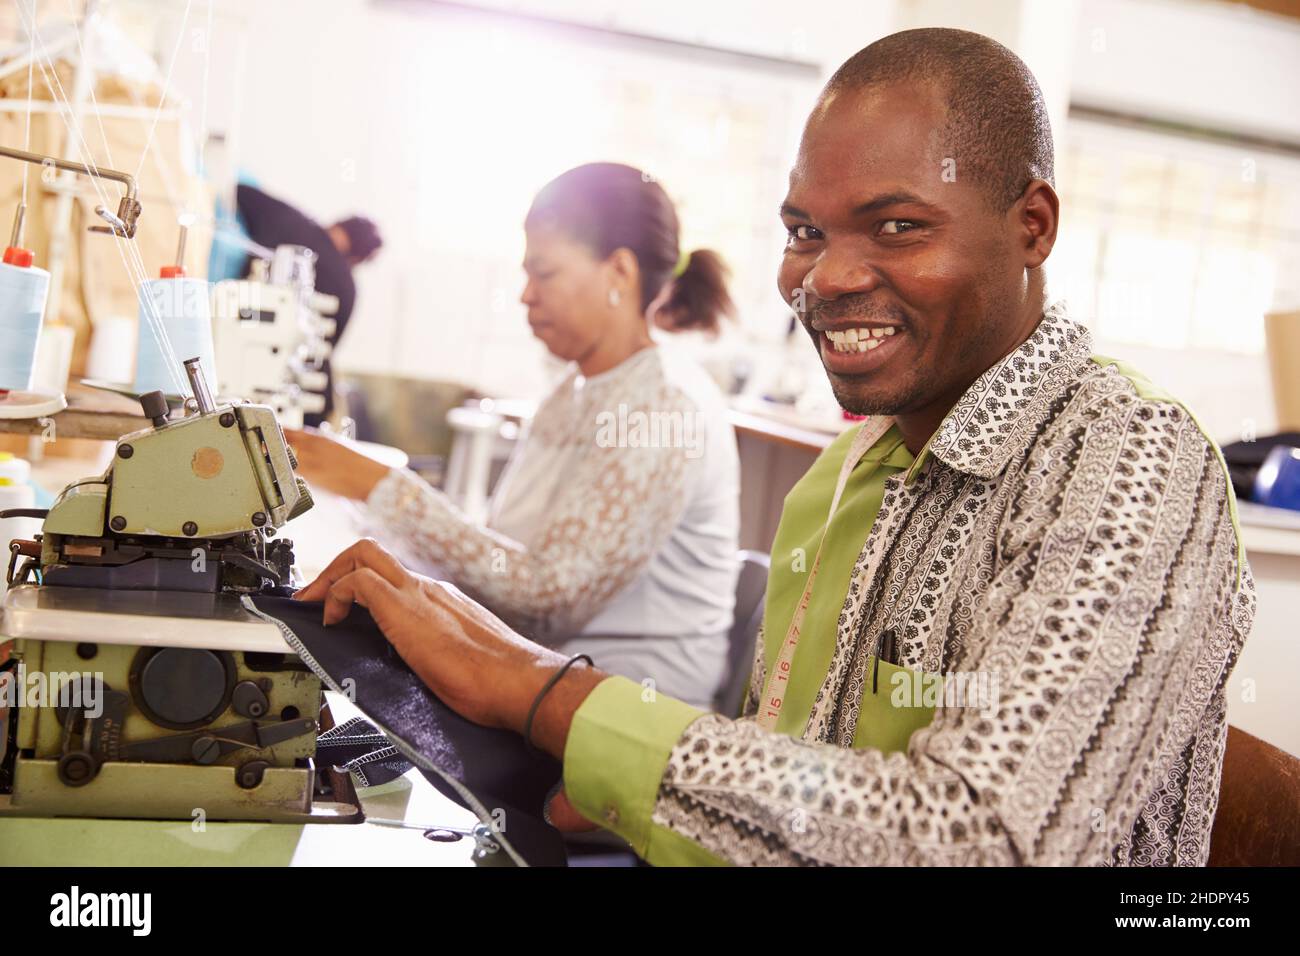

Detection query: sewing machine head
xmin=9 ymin=357 xmax=314 ymax=594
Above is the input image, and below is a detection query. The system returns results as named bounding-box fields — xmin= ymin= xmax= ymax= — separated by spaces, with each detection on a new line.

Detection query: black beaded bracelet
xmin=524 ymin=654 xmax=594 ymax=758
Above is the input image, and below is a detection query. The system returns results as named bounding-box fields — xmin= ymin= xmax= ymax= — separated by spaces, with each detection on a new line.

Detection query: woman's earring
xmin=608 ymin=288 xmax=621 ymax=307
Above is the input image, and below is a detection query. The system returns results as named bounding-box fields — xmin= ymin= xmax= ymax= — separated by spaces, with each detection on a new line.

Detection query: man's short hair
xmin=825 ymin=28 xmax=1055 ymax=210
xmin=333 ymin=216 xmax=383 ymax=264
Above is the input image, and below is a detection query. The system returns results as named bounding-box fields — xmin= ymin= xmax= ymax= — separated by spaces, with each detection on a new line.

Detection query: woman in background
xmin=289 ymin=163 xmax=740 ymax=709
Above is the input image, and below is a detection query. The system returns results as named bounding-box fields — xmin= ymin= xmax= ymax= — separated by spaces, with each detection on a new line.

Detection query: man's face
xmin=778 ymin=82 xmax=1028 ymax=419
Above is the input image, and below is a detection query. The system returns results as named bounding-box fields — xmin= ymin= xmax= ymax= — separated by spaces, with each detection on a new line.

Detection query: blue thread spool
xmin=133 ymin=269 xmax=218 ymax=397
xmin=0 ymin=255 xmax=51 ymax=392
xmin=1254 ymin=445 xmax=1300 ymax=512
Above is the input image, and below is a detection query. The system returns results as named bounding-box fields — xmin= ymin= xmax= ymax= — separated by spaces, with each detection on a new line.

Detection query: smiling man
xmin=296 ymin=28 xmax=1255 ymax=865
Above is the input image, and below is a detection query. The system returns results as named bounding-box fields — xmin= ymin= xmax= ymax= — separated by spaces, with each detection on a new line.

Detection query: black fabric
xmin=1221 ymin=432 xmax=1300 ymax=501
xmin=248 ymin=595 xmax=566 ymax=866
xmin=315 ymin=716 xmax=411 ymax=788
xmin=235 ymin=185 xmax=357 ymax=425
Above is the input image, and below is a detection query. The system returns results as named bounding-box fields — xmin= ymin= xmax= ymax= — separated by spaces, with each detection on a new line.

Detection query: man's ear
xmin=1016 ymin=180 xmax=1059 ymax=270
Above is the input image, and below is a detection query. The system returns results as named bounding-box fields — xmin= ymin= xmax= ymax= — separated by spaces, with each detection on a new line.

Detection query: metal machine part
xmin=131 ymin=646 xmax=236 ymax=728
xmin=183 ymin=357 xmax=216 ymax=416
xmin=368 ymin=817 xmax=503 ymax=857
xmin=7 ymin=637 xmax=323 ymax=817
xmin=0 ymin=587 xmax=353 ymax=823
xmin=0 ymin=145 xmax=142 ymax=238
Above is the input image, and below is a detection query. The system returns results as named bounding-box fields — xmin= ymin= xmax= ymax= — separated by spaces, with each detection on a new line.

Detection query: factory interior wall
xmin=156 ymin=0 xmax=890 ymax=402
xmin=152 ymin=0 xmax=1299 ymax=444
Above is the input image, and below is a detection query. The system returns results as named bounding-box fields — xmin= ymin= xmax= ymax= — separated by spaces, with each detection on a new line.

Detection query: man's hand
xmin=283 ymin=427 xmax=392 ymax=501
xmin=293 ymin=539 xmax=605 ymax=760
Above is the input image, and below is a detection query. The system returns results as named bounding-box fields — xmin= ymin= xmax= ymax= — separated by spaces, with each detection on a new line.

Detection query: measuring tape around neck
xmin=756 ymin=416 xmax=895 ymax=732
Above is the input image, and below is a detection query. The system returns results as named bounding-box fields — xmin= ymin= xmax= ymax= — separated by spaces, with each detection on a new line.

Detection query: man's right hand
xmin=293 ymin=539 xmax=606 ymax=762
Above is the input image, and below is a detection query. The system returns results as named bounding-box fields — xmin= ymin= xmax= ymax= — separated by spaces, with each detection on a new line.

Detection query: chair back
xmin=714 ymin=550 xmax=770 ymax=716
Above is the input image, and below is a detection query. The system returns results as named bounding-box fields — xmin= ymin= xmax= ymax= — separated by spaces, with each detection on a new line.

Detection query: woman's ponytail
xmin=652 ymin=248 xmax=736 ymax=336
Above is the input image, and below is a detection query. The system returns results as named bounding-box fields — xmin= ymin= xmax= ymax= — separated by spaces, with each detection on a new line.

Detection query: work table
xmin=0 ymin=384 xmax=147 ymax=442
xmin=0 ymin=692 xmax=486 ymax=867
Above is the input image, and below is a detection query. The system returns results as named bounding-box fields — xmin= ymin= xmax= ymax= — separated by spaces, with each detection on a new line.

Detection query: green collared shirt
xmin=563 ymin=304 xmax=1254 ymax=866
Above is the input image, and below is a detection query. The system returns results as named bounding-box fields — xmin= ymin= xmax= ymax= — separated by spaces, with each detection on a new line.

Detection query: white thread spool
xmin=133 ymin=274 xmax=218 ymax=397
xmin=32 ymin=323 xmax=75 ymax=397
xmin=0 ymin=252 xmax=63 ymax=419
xmin=0 ymin=258 xmax=50 ymax=391
xmin=86 ymin=315 xmax=137 ymax=384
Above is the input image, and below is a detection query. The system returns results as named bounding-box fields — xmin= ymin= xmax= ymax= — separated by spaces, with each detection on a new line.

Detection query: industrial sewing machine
xmin=210 ymin=243 xmax=339 ymax=429
xmin=0 ymin=358 xmax=360 ymax=824
xmin=0 ymin=143 xmax=496 ymax=865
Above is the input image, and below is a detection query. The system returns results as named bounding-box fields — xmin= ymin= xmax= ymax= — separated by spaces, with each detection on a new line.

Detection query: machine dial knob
xmin=132 ymin=648 xmax=234 ymax=729
xmin=140 ymin=390 xmax=169 ymax=427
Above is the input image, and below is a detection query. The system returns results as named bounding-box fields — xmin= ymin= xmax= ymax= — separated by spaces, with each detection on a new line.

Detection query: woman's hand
xmin=283 ymin=427 xmax=392 ymax=501
xmin=293 ymin=539 xmax=605 ymax=758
